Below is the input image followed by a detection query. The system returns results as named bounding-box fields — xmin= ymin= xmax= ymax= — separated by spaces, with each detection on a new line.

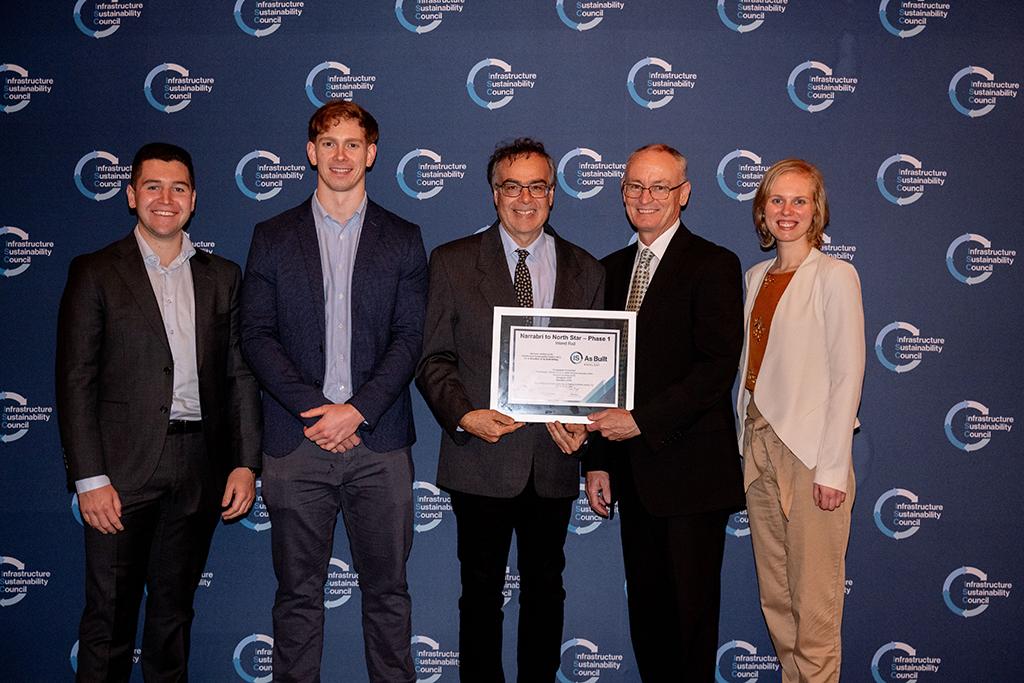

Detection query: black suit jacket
xmin=416 ymin=223 xmax=605 ymax=499
xmin=56 ymin=232 xmax=262 ymax=492
xmin=584 ymin=224 xmax=745 ymax=517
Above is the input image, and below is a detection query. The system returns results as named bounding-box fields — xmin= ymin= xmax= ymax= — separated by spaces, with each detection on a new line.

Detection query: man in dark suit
xmin=56 ymin=142 xmax=262 ymax=681
xmin=583 ymin=144 xmax=745 ymax=682
xmin=416 ymin=138 xmax=604 ymax=682
xmin=240 ymin=101 xmax=427 ymax=683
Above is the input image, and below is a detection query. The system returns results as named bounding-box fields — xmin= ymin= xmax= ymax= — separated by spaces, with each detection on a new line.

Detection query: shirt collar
xmin=134 ymin=226 xmax=195 ymax=270
xmin=312 ymin=192 xmax=367 ymax=231
xmin=498 ymin=223 xmax=548 ymax=261
xmin=639 ymin=219 xmax=680 ymax=262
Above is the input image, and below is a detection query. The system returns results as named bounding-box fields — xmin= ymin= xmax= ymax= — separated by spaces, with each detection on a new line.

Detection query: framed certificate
xmin=489 ymin=307 xmax=637 ymax=423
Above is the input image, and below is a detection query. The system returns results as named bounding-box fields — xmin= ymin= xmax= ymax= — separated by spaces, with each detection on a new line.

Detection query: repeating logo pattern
xmin=234 ymin=0 xmax=305 ymax=37
xmin=717 ymin=0 xmax=788 ymax=33
xmin=948 ymin=66 xmax=1020 ymax=118
xmin=396 ymin=0 xmax=465 ymax=34
xmin=942 ymin=566 xmax=1012 ymax=618
xmin=944 ymin=400 xmax=1014 ymax=452
xmin=466 ymin=58 xmax=537 ymax=110
xmin=233 ymin=634 xmax=274 ymax=683
xmin=144 ymin=63 xmax=214 ymax=113
xmin=945 ymin=234 xmax=1015 ymax=285
xmin=558 ymin=637 xmax=625 ymax=682
xmin=1 ymin=64 xmax=54 ymax=113
xmin=1 ymin=227 xmax=53 ymax=277
xmin=556 ymin=0 xmax=625 ymax=31
xmin=74 ymin=0 xmax=144 ymax=38
xmin=557 ymin=148 xmax=624 ymax=200
xmin=716 ymin=149 xmax=768 ymax=201
xmin=873 ymin=321 xmax=944 ymax=374
xmin=235 ymin=150 xmax=306 ymax=202
xmin=397 ymin=150 xmax=467 ymax=200
xmin=879 ymin=0 xmax=949 ymax=38
xmin=871 ymin=642 xmax=941 ymax=683
xmin=305 ymin=61 xmax=377 ymax=107
xmin=787 ymin=61 xmax=857 ymax=112
xmin=873 ymin=488 xmax=943 ymax=540
xmin=627 ymin=57 xmax=697 ymax=109
xmin=715 ymin=639 xmax=780 ymax=682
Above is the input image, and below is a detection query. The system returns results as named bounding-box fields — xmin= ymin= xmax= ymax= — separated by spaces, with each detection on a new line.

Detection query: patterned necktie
xmin=514 ymin=249 xmax=534 ymax=308
xmin=626 ymin=247 xmax=653 ymax=312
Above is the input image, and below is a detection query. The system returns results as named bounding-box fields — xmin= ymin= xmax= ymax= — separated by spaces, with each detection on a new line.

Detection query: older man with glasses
xmin=417 ymin=138 xmax=604 ymax=682
xmin=584 ymin=143 xmax=746 ymax=682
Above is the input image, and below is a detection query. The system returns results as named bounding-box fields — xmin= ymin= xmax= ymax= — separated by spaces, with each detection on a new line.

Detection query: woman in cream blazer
xmin=736 ymin=159 xmax=865 ymax=683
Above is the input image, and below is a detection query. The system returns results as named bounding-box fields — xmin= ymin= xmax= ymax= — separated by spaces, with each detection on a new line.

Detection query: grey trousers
xmin=261 ymin=438 xmax=415 ymax=683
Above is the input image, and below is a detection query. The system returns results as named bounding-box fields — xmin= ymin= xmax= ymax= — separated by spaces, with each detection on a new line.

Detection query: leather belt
xmin=167 ymin=419 xmax=203 ymax=435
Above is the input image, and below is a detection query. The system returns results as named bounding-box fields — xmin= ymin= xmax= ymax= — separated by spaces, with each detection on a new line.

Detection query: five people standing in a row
xmin=57 ymin=99 xmax=863 ymax=683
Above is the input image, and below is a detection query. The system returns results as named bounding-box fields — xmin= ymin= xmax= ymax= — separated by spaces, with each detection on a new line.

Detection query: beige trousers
xmin=743 ymin=400 xmax=854 ymax=683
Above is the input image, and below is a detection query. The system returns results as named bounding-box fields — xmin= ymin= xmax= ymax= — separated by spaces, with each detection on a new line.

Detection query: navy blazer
xmin=240 ymin=197 xmax=428 ymax=457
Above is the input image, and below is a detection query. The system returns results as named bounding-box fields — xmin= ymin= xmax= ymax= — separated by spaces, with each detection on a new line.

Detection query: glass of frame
xmin=489 ymin=306 xmax=637 ymax=423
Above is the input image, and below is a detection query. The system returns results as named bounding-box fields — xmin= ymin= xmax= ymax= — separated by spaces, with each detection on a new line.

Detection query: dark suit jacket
xmin=55 ymin=232 xmax=262 ymax=492
xmin=240 ymin=197 xmax=427 ymax=457
xmin=416 ymin=223 xmax=605 ymax=499
xmin=584 ymin=224 xmax=745 ymax=517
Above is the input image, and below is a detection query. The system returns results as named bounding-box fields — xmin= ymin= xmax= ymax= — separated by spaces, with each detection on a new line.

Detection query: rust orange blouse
xmin=745 ymin=270 xmax=795 ymax=391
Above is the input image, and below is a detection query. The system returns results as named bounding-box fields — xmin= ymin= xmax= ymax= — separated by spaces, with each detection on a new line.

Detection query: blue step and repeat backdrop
xmin=2 ymin=2 xmax=1022 ymax=681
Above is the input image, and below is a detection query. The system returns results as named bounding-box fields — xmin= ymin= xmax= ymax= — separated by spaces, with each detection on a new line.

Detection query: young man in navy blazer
xmin=240 ymin=101 xmax=427 ymax=683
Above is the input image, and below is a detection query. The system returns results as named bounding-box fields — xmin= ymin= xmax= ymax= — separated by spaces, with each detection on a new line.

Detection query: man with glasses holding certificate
xmin=417 ymin=138 xmax=604 ymax=682
xmin=584 ymin=144 xmax=745 ymax=682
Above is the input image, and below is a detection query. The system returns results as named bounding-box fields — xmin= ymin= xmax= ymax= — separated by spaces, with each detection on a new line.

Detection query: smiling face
xmin=126 ymin=159 xmax=196 ymax=244
xmin=622 ymin=149 xmax=690 ymax=245
xmin=763 ymin=171 xmax=816 ymax=246
xmin=492 ymin=153 xmax=554 ymax=247
xmin=306 ymin=116 xmax=377 ymax=197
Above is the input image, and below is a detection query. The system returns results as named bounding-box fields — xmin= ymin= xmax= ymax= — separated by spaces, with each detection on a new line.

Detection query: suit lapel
xmin=551 ymin=227 xmax=583 ymax=308
xmin=352 ymin=200 xmax=382 ymax=325
xmin=640 ymin=223 xmax=693 ymax=307
xmin=296 ymin=200 xmax=327 ymax=339
xmin=190 ymin=248 xmax=214 ymax=373
xmin=111 ymin=234 xmax=171 ymax=356
xmin=605 ymin=246 xmax=636 ymax=310
xmin=475 ymin=223 xmax=516 ymax=308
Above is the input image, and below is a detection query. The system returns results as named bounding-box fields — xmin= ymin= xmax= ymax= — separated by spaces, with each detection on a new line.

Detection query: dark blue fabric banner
xmin=2 ymin=2 xmax=1021 ymax=681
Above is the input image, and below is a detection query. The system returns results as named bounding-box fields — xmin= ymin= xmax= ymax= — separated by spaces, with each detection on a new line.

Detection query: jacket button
xmin=313 ymin=380 xmax=323 ymax=388
xmin=160 ymin=406 xmax=169 ymax=414
xmin=163 ymin=367 xmax=172 ymax=375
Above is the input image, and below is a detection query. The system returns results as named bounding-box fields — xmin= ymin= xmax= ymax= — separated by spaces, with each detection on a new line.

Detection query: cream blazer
xmin=735 ymin=248 xmax=865 ymax=492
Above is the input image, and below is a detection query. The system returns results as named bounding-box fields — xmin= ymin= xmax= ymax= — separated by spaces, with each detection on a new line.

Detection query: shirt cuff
xmin=76 ymin=475 xmax=111 ymax=494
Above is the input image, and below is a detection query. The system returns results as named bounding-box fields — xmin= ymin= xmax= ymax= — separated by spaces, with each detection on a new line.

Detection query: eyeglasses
xmin=494 ymin=181 xmax=552 ymax=198
xmin=621 ymin=180 xmax=688 ymax=200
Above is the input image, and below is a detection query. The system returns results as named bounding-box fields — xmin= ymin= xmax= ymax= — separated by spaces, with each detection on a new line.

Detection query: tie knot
xmin=639 ymin=247 xmax=653 ymax=265
xmin=516 ymin=248 xmax=530 ymax=263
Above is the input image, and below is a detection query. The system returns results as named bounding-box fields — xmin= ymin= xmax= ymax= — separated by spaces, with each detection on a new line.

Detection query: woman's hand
xmin=813 ymin=483 xmax=846 ymax=511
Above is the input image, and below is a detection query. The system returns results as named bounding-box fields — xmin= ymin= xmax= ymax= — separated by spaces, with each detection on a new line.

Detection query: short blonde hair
xmin=752 ymin=158 xmax=829 ymax=249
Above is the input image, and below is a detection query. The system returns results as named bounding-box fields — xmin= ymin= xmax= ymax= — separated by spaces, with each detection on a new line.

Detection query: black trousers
xmin=617 ymin=469 xmax=730 ymax=683
xmin=449 ymin=478 xmax=574 ymax=683
xmin=77 ymin=430 xmax=221 ymax=683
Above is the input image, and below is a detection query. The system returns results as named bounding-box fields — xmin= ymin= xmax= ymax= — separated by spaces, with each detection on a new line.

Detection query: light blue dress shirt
xmin=313 ymin=192 xmax=366 ymax=405
xmin=498 ymin=225 xmax=557 ymax=309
